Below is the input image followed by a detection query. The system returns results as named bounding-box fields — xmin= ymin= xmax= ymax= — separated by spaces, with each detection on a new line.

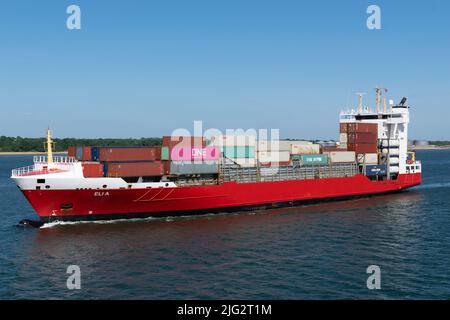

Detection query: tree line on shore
xmin=0 ymin=136 xmax=162 ymax=152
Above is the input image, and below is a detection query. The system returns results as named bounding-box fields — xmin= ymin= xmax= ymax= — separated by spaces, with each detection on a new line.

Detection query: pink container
xmin=170 ymin=146 xmax=219 ymax=161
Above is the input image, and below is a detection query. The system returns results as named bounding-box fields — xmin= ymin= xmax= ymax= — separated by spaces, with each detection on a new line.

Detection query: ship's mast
xmin=47 ymin=128 xmax=54 ymax=165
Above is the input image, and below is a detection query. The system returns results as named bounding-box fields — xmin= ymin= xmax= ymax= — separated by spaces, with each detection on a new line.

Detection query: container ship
xmin=11 ymin=91 xmax=422 ymax=222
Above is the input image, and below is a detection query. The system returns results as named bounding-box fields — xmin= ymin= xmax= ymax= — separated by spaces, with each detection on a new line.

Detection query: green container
xmin=161 ymin=146 xmax=170 ymax=160
xmin=293 ymin=154 xmax=328 ymax=165
xmin=222 ymin=146 xmax=255 ymax=158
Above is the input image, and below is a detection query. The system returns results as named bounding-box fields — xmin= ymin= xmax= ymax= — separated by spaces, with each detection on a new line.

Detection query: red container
xmin=339 ymin=123 xmax=348 ymax=133
xmin=348 ymin=132 xmax=377 ymax=144
xmin=68 ymin=146 xmax=76 ymax=158
xmin=322 ymin=146 xmax=342 ymax=152
xmin=82 ymin=162 xmax=104 ymax=178
xmin=348 ymin=123 xmax=378 ymax=133
xmin=259 ymin=161 xmax=291 ymax=168
xmin=162 ymin=136 xmax=205 ymax=148
xmin=82 ymin=146 xmax=92 ymax=161
xmin=99 ymin=147 xmax=162 ymax=162
xmin=106 ymin=161 xmax=164 ymax=177
xmin=347 ymin=143 xmax=378 ymax=153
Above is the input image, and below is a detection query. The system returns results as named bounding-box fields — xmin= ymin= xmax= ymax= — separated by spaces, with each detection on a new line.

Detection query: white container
xmin=209 ymin=135 xmax=256 ymax=147
xmin=233 ymin=158 xmax=257 ymax=167
xmin=339 ymin=133 xmax=348 ymax=143
xmin=357 ymin=153 xmax=378 ymax=164
xmin=257 ymin=151 xmax=290 ymax=163
xmin=338 ymin=143 xmax=348 ymax=149
xmin=290 ymin=143 xmax=321 ymax=155
xmin=327 ymin=151 xmax=356 ymax=163
xmin=257 ymin=140 xmax=291 ymax=151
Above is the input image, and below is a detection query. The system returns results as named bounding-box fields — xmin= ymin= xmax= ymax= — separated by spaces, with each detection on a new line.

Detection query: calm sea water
xmin=0 ymin=151 xmax=449 ymax=299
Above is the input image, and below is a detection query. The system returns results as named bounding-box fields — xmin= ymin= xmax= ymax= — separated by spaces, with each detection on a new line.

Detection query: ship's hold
xmin=99 ymin=147 xmax=162 ymax=162
xmin=292 ymin=154 xmax=329 ymax=165
xmin=257 ymin=151 xmax=290 ymax=163
xmin=357 ymin=153 xmax=378 ymax=164
xmin=222 ymin=146 xmax=256 ymax=158
xmin=170 ymin=146 xmax=219 ymax=161
xmin=326 ymin=151 xmax=356 ymax=163
xmin=106 ymin=161 xmax=164 ymax=177
xmin=364 ymin=164 xmax=387 ymax=176
xmin=170 ymin=161 xmax=219 ymax=175
xmin=82 ymin=162 xmax=104 ymax=178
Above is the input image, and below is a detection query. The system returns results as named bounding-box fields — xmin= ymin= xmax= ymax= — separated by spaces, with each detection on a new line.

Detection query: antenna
xmin=355 ymin=92 xmax=366 ymax=114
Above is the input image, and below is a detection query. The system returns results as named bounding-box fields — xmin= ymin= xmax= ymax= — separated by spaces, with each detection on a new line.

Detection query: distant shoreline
xmin=410 ymin=146 xmax=450 ymax=151
xmin=0 ymin=152 xmax=68 ymax=156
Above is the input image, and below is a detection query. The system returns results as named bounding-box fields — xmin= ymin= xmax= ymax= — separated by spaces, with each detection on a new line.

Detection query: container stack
xmin=346 ymin=123 xmax=378 ymax=154
xmin=256 ymin=140 xmax=290 ymax=167
xmin=209 ymin=135 xmax=257 ymax=167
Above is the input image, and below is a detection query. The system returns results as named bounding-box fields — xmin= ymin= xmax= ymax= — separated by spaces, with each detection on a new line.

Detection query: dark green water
xmin=0 ymin=151 xmax=449 ymax=299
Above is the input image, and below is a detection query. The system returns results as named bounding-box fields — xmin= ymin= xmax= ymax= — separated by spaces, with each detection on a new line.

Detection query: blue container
xmin=364 ymin=164 xmax=387 ymax=176
xmin=91 ymin=147 xmax=100 ymax=161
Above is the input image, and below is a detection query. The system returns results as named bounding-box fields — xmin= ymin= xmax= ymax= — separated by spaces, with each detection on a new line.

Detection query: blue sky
xmin=0 ymin=0 xmax=449 ymax=140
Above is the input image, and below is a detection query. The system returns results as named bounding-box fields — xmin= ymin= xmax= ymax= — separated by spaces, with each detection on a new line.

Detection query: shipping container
xmin=347 ymin=143 xmax=378 ymax=153
xmin=326 ymin=151 xmax=356 ymax=163
xmin=357 ymin=153 xmax=378 ymax=164
xmin=339 ymin=133 xmax=348 ymax=143
xmin=169 ymin=161 xmax=219 ymax=175
xmin=259 ymin=161 xmax=291 ymax=168
xmin=290 ymin=143 xmax=321 ymax=155
xmin=233 ymin=158 xmax=257 ymax=167
xmin=292 ymin=154 xmax=329 ymax=165
xmin=76 ymin=146 xmax=83 ymax=160
xmin=161 ymin=147 xmax=170 ymax=160
xmin=348 ymin=123 xmax=378 ymax=133
xmin=340 ymin=123 xmax=348 ymax=133
xmin=91 ymin=146 xmax=100 ymax=161
xmin=257 ymin=140 xmax=291 ymax=152
xmin=364 ymin=164 xmax=387 ymax=176
xmin=68 ymin=146 xmax=76 ymax=158
xmin=82 ymin=162 xmax=104 ymax=178
xmin=162 ymin=136 xmax=205 ymax=148
xmin=209 ymin=135 xmax=256 ymax=147
xmin=170 ymin=146 xmax=219 ymax=161
xmin=82 ymin=146 xmax=92 ymax=161
xmin=347 ymin=132 xmax=377 ymax=144
xmin=257 ymin=151 xmax=290 ymax=163
xmin=106 ymin=161 xmax=164 ymax=178
xmin=99 ymin=147 xmax=162 ymax=162
xmin=222 ymin=146 xmax=256 ymax=158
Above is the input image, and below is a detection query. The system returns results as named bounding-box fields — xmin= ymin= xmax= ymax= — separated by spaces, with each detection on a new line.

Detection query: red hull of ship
xmin=22 ymin=173 xmax=421 ymax=222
